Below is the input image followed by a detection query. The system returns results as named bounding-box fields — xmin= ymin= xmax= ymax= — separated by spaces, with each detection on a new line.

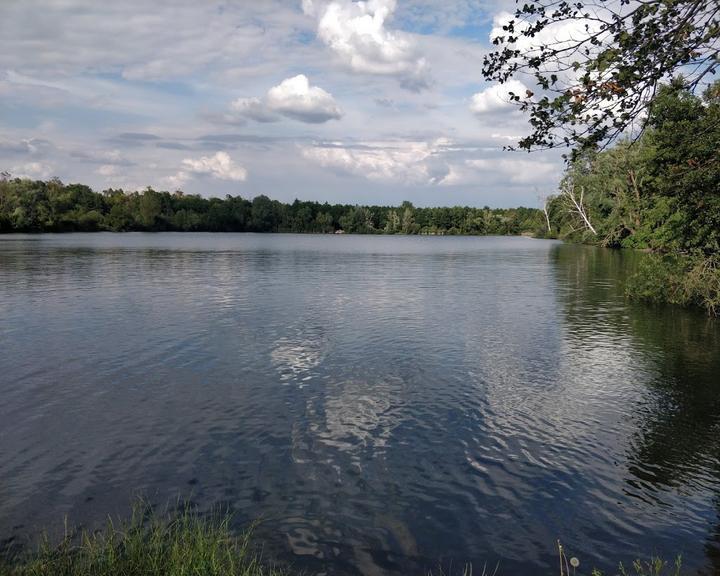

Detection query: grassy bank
xmin=0 ymin=503 xmax=283 ymax=576
xmin=0 ymin=503 xmax=688 ymax=576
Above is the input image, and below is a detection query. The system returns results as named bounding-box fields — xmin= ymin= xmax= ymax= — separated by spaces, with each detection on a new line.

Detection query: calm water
xmin=1 ymin=233 xmax=719 ymax=575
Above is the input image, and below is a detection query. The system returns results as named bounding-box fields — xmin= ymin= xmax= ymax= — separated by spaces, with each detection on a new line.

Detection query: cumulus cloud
xmin=302 ymin=0 xmax=429 ymax=90
xmin=266 ymin=75 xmax=342 ymax=123
xmin=229 ymin=75 xmax=342 ymax=124
xmin=301 ymin=138 xmax=452 ymax=184
xmin=470 ymin=80 xmax=529 ymax=115
xmin=165 ymin=151 xmax=247 ymax=189
xmin=182 ymin=152 xmax=248 ymax=181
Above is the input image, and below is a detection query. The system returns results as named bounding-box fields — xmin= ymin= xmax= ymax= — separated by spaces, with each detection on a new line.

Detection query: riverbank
xmin=0 ymin=503 xmax=284 ymax=576
xmin=547 ymin=239 xmax=720 ymax=317
xmin=0 ymin=504 xmax=685 ymax=576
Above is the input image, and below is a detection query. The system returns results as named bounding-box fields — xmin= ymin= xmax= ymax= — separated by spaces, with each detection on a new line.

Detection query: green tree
xmin=384 ymin=209 xmax=400 ymax=233
xmin=644 ymin=80 xmax=720 ymax=253
xmin=138 ymin=189 xmax=162 ymax=229
xmin=401 ymin=201 xmax=416 ymax=234
xmin=315 ymin=211 xmax=334 ymax=233
xmin=250 ymin=195 xmax=276 ymax=232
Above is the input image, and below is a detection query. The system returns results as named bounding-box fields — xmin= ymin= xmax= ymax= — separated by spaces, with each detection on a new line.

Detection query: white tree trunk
xmin=562 ymin=183 xmax=596 ymax=235
xmin=542 ymin=199 xmax=551 ymax=232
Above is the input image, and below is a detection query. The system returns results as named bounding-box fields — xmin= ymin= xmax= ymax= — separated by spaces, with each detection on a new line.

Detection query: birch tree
xmin=560 ymin=182 xmax=597 ymax=235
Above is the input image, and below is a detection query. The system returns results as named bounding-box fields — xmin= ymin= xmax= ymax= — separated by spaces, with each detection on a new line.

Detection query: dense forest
xmin=542 ymin=80 xmax=720 ymax=315
xmin=0 ymin=178 xmax=544 ymax=237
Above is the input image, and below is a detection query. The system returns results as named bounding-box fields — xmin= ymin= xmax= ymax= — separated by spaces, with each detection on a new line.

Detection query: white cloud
xmin=182 ymin=152 xmax=247 ymax=181
xmin=230 ymin=74 xmax=342 ymax=124
xmin=301 ymin=138 xmax=452 ymax=184
xmin=470 ymin=80 xmax=529 ymax=115
xmin=301 ymin=137 xmax=562 ymax=191
xmin=303 ymin=0 xmax=429 ymax=90
xmin=433 ymin=155 xmax=559 ymax=188
xmin=165 ymin=151 xmax=247 ymax=189
xmin=96 ymin=165 xmax=119 ymax=177
xmin=0 ymin=2 xmax=568 ymax=204
xmin=486 ymin=9 xmax=613 ymax=97
xmin=163 ymin=172 xmax=191 ymax=190
xmin=11 ymin=162 xmax=54 ymax=180
xmin=266 ymin=75 xmax=342 ymax=123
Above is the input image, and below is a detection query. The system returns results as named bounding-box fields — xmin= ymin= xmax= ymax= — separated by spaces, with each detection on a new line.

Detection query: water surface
xmin=1 ymin=233 xmax=719 ymax=575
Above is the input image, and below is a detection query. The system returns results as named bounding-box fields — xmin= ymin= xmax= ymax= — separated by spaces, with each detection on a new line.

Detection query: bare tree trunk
xmin=537 ymin=193 xmax=552 ymax=233
xmin=562 ymin=182 xmax=597 ymax=235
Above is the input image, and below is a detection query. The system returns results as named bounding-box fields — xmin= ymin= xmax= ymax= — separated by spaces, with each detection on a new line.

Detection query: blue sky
xmin=0 ymin=0 xmax=564 ymax=207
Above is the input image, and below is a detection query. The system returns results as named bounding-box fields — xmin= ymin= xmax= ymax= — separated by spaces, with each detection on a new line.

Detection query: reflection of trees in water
xmin=552 ymin=243 xmax=720 ymax=570
xmin=625 ymin=310 xmax=720 ymax=573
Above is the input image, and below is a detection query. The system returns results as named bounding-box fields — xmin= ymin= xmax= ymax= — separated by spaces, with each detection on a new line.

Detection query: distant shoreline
xmin=0 ymin=178 xmax=547 ymax=237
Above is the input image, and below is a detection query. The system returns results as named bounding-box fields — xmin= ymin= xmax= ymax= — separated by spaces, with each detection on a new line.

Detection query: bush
xmin=626 ymin=253 xmax=720 ymax=316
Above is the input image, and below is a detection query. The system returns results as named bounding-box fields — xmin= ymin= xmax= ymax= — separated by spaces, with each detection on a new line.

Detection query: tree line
xmin=0 ymin=178 xmax=545 ymax=237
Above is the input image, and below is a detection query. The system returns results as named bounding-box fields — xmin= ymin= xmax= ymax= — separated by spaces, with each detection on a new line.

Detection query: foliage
xmin=0 ymin=179 xmax=545 ymax=237
xmin=626 ymin=252 xmax=720 ymax=316
xmin=545 ymin=80 xmax=720 ymax=315
xmin=0 ymin=502 xmax=283 ymax=576
xmin=482 ymin=0 xmax=720 ymax=154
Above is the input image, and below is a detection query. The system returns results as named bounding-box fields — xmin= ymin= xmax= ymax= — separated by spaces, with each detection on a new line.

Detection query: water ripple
xmin=1 ymin=234 xmax=719 ymax=575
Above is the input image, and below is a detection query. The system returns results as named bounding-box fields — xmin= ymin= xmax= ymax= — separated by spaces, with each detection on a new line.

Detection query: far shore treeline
xmin=1 ymin=81 xmax=718 ymax=315
xmin=0 ymin=180 xmax=545 ymax=237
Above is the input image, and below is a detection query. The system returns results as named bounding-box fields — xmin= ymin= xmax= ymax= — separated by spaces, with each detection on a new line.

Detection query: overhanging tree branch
xmin=482 ymin=0 xmax=720 ymax=155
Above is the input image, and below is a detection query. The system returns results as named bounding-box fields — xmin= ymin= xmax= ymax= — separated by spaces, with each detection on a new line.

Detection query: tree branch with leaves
xmin=482 ymin=0 xmax=720 ymax=154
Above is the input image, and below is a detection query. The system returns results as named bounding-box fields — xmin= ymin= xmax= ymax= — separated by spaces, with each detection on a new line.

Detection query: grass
xmin=557 ymin=540 xmax=683 ymax=576
xmin=0 ymin=501 xmax=284 ymax=576
xmin=0 ymin=504 xmax=688 ymax=576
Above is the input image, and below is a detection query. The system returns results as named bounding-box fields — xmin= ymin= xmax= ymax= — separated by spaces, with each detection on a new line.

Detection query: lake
xmin=1 ymin=233 xmax=719 ymax=575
